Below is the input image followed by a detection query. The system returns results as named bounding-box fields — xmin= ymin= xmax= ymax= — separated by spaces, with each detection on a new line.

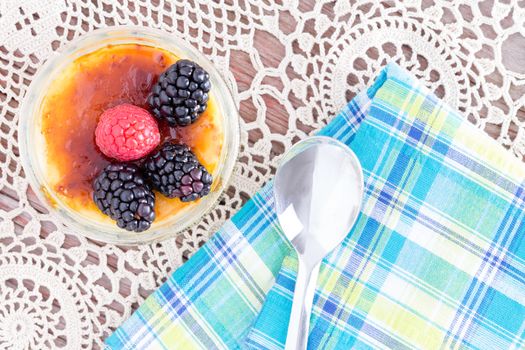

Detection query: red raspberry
xmin=95 ymin=104 xmax=160 ymax=161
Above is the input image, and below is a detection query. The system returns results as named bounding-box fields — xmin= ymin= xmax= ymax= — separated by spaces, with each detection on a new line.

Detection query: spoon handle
xmin=285 ymin=258 xmax=320 ymax=350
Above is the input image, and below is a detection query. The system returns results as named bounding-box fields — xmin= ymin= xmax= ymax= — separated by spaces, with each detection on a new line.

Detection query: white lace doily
xmin=1 ymin=1 xmax=524 ymax=348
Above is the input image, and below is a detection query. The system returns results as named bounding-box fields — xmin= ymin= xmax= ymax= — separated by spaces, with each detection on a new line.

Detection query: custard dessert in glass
xmin=20 ymin=27 xmax=239 ymax=244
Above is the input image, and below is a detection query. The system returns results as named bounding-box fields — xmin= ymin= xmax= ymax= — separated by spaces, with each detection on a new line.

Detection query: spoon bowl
xmin=274 ymin=136 xmax=364 ymax=349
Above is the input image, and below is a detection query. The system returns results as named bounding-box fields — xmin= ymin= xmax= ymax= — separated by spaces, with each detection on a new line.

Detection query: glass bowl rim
xmin=19 ymin=26 xmax=240 ymax=245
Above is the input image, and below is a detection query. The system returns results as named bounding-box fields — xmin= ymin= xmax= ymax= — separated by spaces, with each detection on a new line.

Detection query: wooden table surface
xmin=1 ymin=0 xmax=524 ymax=348
xmin=2 ymin=0 xmax=522 ymax=239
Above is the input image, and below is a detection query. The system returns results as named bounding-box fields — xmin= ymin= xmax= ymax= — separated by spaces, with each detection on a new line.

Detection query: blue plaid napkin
xmin=106 ymin=63 xmax=525 ymax=349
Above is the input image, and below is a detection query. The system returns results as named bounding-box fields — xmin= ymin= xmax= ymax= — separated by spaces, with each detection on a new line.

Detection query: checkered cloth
xmin=105 ymin=63 xmax=525 ymax=349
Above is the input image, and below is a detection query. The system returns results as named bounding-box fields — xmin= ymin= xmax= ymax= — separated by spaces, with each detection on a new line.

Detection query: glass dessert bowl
xmin=20 ymin=27 xmax=239 ymax=245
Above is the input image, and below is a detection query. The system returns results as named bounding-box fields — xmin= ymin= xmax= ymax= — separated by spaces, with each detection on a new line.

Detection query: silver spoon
xmin=274 ymin=136 xmax=364 ymax=350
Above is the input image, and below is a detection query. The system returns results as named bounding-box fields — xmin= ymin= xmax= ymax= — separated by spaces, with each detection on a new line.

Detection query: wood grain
xmin=1 ymin=1 xmax=524 ymax=348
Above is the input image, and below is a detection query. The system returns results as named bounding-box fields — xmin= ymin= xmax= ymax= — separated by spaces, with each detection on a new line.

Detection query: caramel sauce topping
xmin=40 ymin=44 xmax=224 ymax=223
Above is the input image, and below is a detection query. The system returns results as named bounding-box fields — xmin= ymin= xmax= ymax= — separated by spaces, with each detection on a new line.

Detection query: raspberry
xmin=95 ymin=104 xmax=160 ymax=161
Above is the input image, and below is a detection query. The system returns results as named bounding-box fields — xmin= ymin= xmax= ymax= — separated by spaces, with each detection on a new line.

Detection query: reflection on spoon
xmin=274 ymin=136 xmax=364 ymax=350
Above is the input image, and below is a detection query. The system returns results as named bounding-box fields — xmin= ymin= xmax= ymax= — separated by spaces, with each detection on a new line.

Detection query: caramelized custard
xmin=40 ymin=44 xmax=223 ymax=224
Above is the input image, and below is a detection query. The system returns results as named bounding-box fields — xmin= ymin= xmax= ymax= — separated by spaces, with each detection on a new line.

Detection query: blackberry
xmin=93 ymin=164 xmax=156 ymax=232
xmin=143 ymin=143 xmax=213 ymax=202
xmin=148 ymin=59 xmax=211 ymax=126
